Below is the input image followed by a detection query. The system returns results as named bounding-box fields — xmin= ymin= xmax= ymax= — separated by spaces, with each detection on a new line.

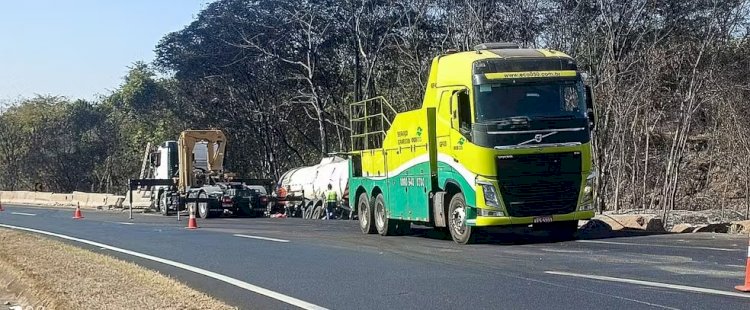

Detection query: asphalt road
xmin=1 ymin=204 xmax=749 ymax=310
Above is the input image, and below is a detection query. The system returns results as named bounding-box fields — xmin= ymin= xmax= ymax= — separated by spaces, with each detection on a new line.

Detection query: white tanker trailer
xmin=272 ymin=156 xmax=352 ymax=219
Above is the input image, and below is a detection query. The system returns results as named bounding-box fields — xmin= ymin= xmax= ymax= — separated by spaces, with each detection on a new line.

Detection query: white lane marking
xmin=10 ymin=212 xmax=36 ymax=216
xmin=234 ymin=234 xmax=290 ymax=243
xmin=0 ymin=223 xmax=326 ymax=310
xmin=517 ymin=274 xmax=680 ymax=310
xmin=545 ymin=271 xmax=750 ymax=299
xmin=117 ymin=222 xmax=135 ymax=225
xmin=576 ymin=239 xmax=741 ymax=252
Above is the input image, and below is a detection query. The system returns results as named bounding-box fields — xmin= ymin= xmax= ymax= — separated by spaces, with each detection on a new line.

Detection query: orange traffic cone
xmin=187 ymin=207 xmax=198 ymax=230
xmin=73 ymin=203 xmax=84 ymax=219
xmin=736 ymin=238 xmax=750 ymax=292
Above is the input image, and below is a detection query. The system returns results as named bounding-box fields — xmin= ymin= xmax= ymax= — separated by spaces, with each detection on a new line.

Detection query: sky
xmin=0 ymin=0 xmax=211 ymax=103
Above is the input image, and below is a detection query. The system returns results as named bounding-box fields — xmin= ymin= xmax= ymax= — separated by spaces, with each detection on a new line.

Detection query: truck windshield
xmin=473 ymin=81 xmax=586 ymax=122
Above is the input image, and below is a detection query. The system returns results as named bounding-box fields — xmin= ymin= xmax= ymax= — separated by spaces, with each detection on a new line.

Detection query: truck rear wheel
xmin=358 ymin=192 xmax=375 ymax=234
xmin=374 ymin=193 xmax=397 ymax=236
xmin=197 ymin=192 xmax=209 ymax=219
xmin=301 ymin=203 xmax=310 ymax=219
xmin=305 ymin=201 xmax=315 ymax=219
xmin=312 ymin=205 xmax=322 ymax=219
xmin=448 ymin=192 xmax=475 ymax=244
xmin=197 ymin=203 xmax=208 ymax=219
xmin=159 ymin=192 xmax=170 ymax=216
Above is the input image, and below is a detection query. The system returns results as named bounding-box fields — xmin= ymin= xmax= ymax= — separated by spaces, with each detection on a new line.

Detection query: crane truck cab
xmin=348 ymin=42 xmax=597 ymax=244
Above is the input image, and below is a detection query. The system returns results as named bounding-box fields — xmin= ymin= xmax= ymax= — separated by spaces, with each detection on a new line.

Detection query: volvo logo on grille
xmin=518 ymin=131 xmax=559 ymax=145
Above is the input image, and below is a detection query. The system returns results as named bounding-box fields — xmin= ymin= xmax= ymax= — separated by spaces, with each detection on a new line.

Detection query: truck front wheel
xmin=197 ymin=203 xmax=208 ymax=219
xmin=358 ymin=192 xmax=375 ymax=234
xmin=197 ymin=192 xmax=210 ymax=219
xmin=448 ymin=192 xmax=475 ymax=244
xmin=196 ymin=191 xmax=221 ymax=219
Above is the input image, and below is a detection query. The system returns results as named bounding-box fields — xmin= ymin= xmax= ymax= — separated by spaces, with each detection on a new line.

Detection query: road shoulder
xmin=0 ymin=228 xmax=236 ymax=309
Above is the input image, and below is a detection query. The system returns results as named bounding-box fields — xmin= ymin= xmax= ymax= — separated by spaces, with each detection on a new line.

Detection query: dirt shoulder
xmin=0 ymin=228 xmax=236 ymax=310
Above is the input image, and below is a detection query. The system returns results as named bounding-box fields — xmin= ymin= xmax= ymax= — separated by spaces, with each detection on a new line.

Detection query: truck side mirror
xmin=585 ymin=85 xmax=596 ymax=131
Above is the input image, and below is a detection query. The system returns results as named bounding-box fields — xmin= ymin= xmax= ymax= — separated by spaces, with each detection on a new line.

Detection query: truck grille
xmin=496 ymin=152 xmax=582 ymax=217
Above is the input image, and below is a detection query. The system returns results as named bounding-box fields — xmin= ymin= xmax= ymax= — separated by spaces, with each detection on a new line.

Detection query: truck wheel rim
xmin=199 ymin=203 xmax=207 ymax=216
xmin=451 ymin=206 xmax=466 ymax=236
xmin=359 ymin=201 xmax=368 ymax=228
xmin=198 ymin=192 xmax=207 ymax=215
xmin=375 ymin=200 xmax=385 ymax=228
xmin=161 ymin=195 xmax=168 ymax=214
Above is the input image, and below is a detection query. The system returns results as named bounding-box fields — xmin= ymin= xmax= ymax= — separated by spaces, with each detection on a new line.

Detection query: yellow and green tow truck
xmin=348 ymin=42 xmax=597 ymax=244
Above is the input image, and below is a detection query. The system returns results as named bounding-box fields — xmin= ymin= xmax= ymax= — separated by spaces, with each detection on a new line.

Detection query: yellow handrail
xmin=349 ymin=96 xmax=398 ymax=152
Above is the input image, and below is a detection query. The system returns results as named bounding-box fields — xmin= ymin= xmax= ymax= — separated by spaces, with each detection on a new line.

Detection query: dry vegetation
xmin=0 ymin=228 xmax=236 ymax=310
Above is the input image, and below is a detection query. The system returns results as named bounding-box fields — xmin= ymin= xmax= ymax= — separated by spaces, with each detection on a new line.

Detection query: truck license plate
xmin=533 ymin=216 xmax=553 ymax=224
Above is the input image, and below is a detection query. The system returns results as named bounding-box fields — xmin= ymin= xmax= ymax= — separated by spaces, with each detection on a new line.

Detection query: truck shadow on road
xmin=407 ymin=222 xmax=670 ymax=246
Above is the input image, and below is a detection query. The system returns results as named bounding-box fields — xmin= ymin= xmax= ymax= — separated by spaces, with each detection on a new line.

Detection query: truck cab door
xmin=439 ymin=88 xmax=471 ymax=164
xmin=448 ymin=92 xmax=460 ymax=130
xmin=452 ymin=90 xmax=472 ymax=139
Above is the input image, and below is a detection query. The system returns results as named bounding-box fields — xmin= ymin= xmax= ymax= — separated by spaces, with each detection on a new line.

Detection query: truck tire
xmin=358 ymin=192 xmax=376 ymax=234
xmin=319 ymin=200 xmax=328 ymax=219
xmin=448 ymin=192 xmax=475 ymax=244
xmin=312 ymin=199 xmax=325 ymax=219
xmin=197 ymin=203 xmax=208 ymax=219
xmin=311 ymin=205 xmax=322 ymax=219
xmin=374 ymin=193 xmax=397 ymax=236
xmin=159 ymin=192 xmax=170 ymax=216
xmin=197 ymin=192 xmax=210 ymax=219
xmin=302 ymin=201 xmax=312 ymax=219
xmin=301 ymin=202 xmax=308 ymax=219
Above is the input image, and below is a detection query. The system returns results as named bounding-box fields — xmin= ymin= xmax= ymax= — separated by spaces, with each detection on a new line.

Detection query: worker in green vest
xmin=324 ymin=183 xmax=337 ymax=220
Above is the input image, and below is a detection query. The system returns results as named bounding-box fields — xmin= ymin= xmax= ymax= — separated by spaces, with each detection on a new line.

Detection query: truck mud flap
xmin=432 ymin=191 xmax=447 ymax=227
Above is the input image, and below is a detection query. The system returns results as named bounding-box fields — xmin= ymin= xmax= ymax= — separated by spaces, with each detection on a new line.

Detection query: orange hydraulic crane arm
xmin=177 ymin=129 xmax=227 ymax=192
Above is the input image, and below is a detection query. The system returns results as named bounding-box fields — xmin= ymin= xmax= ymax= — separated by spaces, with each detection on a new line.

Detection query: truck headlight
xmin=578 ymin=171 xmax=597 ymax=211
xmin=478 ymin=181 xmax=501 ymax=208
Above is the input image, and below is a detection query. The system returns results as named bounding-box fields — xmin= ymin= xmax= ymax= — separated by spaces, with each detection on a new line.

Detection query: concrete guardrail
xmin=0 ymin=190 xmax=124 ymax=209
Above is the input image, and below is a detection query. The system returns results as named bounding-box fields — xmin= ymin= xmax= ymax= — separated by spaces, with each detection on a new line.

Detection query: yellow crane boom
xmin=177 ymin=129 xmax=227 ymax=192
